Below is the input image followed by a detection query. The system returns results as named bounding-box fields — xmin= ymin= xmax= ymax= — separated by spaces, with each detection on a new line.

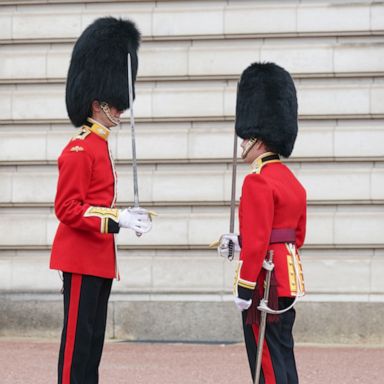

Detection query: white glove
xmin=217 ymin=233 xmax=241 ymax=259
xmin=234 ymin=296 xmax=252 ymax=311
xmin=118 ymin=207 xmax=152 ymax=234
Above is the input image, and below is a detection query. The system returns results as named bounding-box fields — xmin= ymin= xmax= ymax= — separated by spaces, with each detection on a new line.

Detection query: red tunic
xmin=235 ymin=152 xmax=306 ymax=299
xmin=50 ymin=119 xmax=120 ymax=279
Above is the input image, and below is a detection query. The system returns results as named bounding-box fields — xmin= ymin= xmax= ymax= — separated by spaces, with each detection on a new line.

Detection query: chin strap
xmin=100 ymin=102 xmax=120 ymax=126
xmin=257 ymin=243 xmax=305 ymax=315
xmin=241 ymin=137 xmax=257 ymax=159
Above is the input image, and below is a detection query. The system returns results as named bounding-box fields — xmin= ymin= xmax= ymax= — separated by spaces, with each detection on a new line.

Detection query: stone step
xmin=1 ymin=119 xmax=383 ymax=162
xmin=1 ymin=1 xmax=383 ymax=42
xmin=1 ymin=78 xmax=383 ymax=122
xmin=0 ymin=248 xmax=383 ymax=295
xmin=1 ymin=162 xmax=383 ymax=204
xmin=1 ymin=37 xmax=383 ymax=82
xmin=0 ymin=205 xmax=383 ymax=247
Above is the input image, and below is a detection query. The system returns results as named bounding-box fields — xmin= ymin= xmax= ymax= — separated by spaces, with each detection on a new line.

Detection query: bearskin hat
xmin=235 ymin=62 xmax=298 ymax=157
xmin=66 ymin=17 xmax=141 ymax=127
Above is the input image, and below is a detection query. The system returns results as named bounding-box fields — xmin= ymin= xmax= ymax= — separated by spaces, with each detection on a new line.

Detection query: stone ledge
xmin=1 ymin=79 xmax=383 ymax=121
xmin=1 ymin=162 xmax=383 ymax=204
xmin=1 ymin=119 xmax=383 ymax=161
xmin=1 ymin=1 xmax=382 ymax=42
xmin=1 ymin=297 xmax=383 ymax=344
xmin=0 ymin=205 xmax=384 ymax=247
xmin=1 ymin=38 xmax=383 ymax=82
xmin=1 ymin=248 xmax=384 ymax=294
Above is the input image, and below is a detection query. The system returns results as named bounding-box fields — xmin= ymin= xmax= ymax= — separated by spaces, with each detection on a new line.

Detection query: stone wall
xmin=0 ymin=0 xmax=383 ymax=343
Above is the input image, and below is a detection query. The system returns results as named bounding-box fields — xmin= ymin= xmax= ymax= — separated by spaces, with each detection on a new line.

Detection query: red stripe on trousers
xmin=63 ymin=274 xmax=82 ymax=384
xmin=252 ymin=324 xmax=276 ymax=384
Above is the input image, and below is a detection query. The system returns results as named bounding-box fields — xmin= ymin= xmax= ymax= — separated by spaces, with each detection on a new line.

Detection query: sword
xmin=208 ymin=84 xmax=239 ymax=254
xmin=254 ymin=250 xmax=274 ymax=383
xmin=228 ymin=129 xmax=238 ymax=261
xmin=127 ymin=53 xmax=141 ymax=237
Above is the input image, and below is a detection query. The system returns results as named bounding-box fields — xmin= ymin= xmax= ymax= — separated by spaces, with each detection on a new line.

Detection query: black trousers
xmin=242 ymin=298 xmax=298 ymax=384
xmin=58 ymin=273 xmax=112 ymax=384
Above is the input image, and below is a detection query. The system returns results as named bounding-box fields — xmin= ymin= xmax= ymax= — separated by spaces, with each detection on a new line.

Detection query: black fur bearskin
xmin=66 ymin=17 xmax=140 ymax=127
xmin=235 ymin=62 xmax=298 ymax=157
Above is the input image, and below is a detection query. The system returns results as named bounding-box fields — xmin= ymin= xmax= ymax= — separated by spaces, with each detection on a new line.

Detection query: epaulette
xmin=250 ymin=166 xmax=261 ymax=175
xmin=71 ymin=127 xmax=91 ymax=141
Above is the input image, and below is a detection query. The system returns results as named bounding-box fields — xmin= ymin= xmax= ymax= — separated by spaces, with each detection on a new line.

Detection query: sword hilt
xmin=133 ymin=203 xmax=142 ymax=238
xmin=228 ymin=240 xmax=235 ymax=261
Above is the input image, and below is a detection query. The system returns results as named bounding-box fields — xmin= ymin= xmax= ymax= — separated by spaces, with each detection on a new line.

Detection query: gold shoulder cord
xmin=71 ymin=127 xmax=91 ymax=141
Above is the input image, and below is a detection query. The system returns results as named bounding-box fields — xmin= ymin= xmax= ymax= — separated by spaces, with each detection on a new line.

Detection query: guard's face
xmin=108 ymin=105 xmax=124 ymax=125
xmin=95 ymin=101 xmax=125 ymax=127
xmin=101 ymin=103 xmax=125 ymax=127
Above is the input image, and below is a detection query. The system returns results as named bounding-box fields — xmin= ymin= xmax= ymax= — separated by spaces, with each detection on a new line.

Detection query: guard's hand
xmin=217 ymin=233 xmax=240 ymax=259
xmin=119 ymin=207 xmax=152 ymax=234
xmin=234 ymin=296 xmax=252 ymax=311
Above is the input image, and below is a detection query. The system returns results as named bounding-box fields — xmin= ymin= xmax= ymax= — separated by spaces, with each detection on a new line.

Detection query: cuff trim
xmin=238 ymin=278 xmax=256 ymax=290
xmin=84 ymin=206 xmax=119 ymax=221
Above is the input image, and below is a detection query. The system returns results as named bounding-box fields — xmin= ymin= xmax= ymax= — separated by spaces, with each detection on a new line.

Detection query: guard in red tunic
xmin=219 ymin=63 xmax=306 ymax=383
xmin=50 ymin=17 xmax=152 ymax=384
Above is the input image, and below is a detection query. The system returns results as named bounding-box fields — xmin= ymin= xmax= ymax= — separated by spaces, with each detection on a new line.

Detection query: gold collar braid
xmin=251 ymin=152 xmax=280 ymax=174
xmin=86 ymin=118 xmax=111 ymax=141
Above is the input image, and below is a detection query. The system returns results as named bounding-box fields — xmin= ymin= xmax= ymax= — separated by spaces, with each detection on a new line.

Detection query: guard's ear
xmin=91 ymin=100 xmax=102 ymax=113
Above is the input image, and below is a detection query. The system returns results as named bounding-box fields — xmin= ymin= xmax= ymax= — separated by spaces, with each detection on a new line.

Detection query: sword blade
xmin=255 ymin=312 xmax=267 ymax=384
xmin=228 ymin=130 xmax=238 ymax=260
xmin=127 ymin=53 xmax=139 ymax=208
xmin=229 ymin=130 xmax=238 ymax=233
